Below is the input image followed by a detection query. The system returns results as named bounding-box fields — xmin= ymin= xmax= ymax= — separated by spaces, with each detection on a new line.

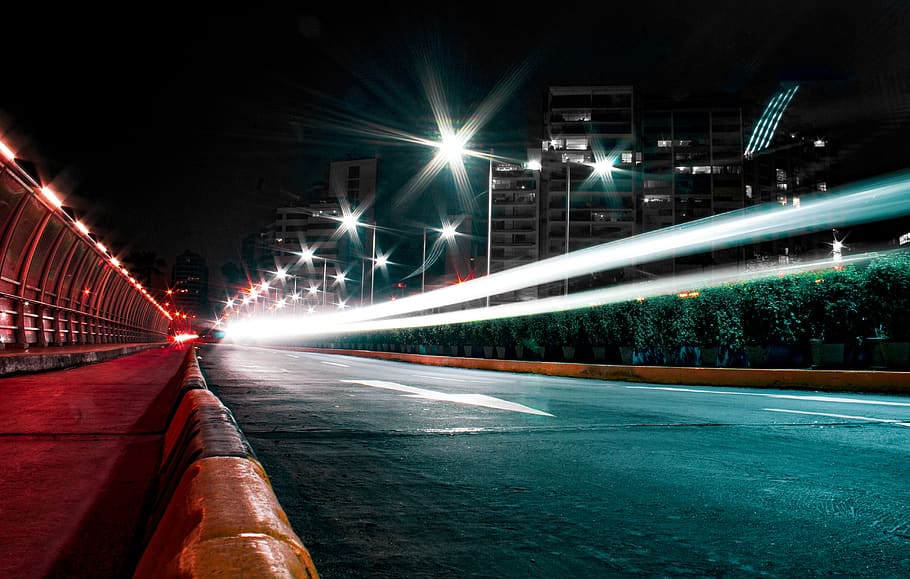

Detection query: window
xmin=621 ymin=152 xmax=633 ymax=164
xmin=562 ymin=110 xmax=591 ymax=122
xmin=566 ymin=138 xmax=588 ymax=150
xmin=818 ymin=182 xmax=827 ymax=192
xmin=657 ymin=139 xmax=672 ymax=148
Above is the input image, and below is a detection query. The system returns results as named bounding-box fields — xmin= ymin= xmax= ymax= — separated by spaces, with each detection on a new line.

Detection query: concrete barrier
xmin=133 ymin=346 xmax=319 ymax=578
xmin=133 ymin=457 xmax=318 ymax=578
xmin=0 ymin=343 xmax=165 ymax=377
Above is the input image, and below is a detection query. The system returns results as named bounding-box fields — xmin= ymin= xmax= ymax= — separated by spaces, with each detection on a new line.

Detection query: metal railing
xmin=0 ymin=143 xmax=170 ymax=349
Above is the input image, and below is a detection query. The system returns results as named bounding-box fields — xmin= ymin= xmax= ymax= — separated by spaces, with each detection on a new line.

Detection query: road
xmin=198 ymin=344 xmax=910 ymax=578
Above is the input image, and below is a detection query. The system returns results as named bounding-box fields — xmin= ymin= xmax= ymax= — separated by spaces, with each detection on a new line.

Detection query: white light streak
xmin=224 ymin=170 xmax=910 ymax=342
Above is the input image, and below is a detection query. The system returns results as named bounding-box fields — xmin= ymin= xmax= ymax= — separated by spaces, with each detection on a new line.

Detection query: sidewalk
xmin=0 ymin=342 xmax=191 ymax=578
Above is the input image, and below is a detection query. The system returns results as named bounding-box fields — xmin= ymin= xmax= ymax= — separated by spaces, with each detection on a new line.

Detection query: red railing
xmin=0 ymin=141 xmax=170 ymax=349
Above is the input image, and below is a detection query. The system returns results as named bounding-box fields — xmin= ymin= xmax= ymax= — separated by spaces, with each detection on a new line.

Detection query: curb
xmin=0 ymin=343 xmax=165 ymax=377
xmin=133 ymin=347 xmax=319 ymax=578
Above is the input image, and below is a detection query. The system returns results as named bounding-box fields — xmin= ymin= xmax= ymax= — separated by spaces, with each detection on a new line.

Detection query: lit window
xmin=657 ymin=140 xmax=672 ymax=148
xmin=777 ymin=183 xmax=788 ymax=191
xmin=566 ymin=138 xmax=588 ymax=150
xmin=562 ymin=110 xmax=591 ymax=122
xmin=818 ymin=182 xmax=827 ymax=192
xmin=814 ymin=138 xmax=826 ymax=147
xmin=621 ymin=152 xmax=633 ymax=164
xmin=745 ymin=185 xmax=753 ymax=198
xmin=693 ymin=166 xmax=711 ymax=174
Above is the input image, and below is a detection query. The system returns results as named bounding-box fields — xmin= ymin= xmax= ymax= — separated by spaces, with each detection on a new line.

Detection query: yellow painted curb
xmin=134 ymin=456 xmax=318 ymax=579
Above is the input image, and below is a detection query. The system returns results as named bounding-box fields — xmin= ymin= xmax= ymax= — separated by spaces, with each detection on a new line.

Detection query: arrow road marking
xmin=341 ymin=379 xmax=554 ymax=417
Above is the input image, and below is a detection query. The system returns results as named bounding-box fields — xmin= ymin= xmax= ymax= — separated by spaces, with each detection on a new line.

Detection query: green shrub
xmin=863 ymin=250 xmax=910 ymax=340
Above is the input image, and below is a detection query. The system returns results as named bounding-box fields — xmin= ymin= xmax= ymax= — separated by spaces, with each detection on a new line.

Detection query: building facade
xmin=539 ymin=86 xmax=638 ymax=296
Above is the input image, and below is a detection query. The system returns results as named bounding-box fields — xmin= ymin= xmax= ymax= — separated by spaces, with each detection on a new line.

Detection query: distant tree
xmin=124 ymin=250 xmax=166 ymax=288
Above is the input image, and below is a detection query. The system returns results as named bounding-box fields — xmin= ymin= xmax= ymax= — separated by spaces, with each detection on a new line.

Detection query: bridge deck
xmin=0 ymin=343 xmax=190 ymax=578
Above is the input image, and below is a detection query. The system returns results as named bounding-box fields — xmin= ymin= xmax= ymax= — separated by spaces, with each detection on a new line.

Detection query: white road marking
xmin=286 ymin=354 xmax=299 ymax=358
xmin=340 ymin=379 xmax=554 ymax=417
xmin=626 ymin=386 xmax=910 ymax=407
xmin=322 ymin=361 xmax=350 ymax=367
xmin=237 ymin=364 xmax=289 ymax=373
xmin=765 ymin=408 xmax=910 ymax=427
xmin=410 ymin=373 xmax=467 ymax=382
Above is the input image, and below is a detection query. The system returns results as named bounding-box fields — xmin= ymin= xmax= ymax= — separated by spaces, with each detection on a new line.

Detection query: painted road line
xmin=765 ymin=408 xmax=910 ymax=427
xmin=321 ymin=361 xmax=350 ymax=367
xmin=627 ymin=386 xmax=910 ymax=407
xmin=410 ymin=373 xmax=468 ymax=382
xmin=341 ymin=379 xmax=554 ymax=417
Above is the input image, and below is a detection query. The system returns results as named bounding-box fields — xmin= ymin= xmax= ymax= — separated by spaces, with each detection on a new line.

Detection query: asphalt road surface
xmin=198 ymin=344 xmax=910 ymax=578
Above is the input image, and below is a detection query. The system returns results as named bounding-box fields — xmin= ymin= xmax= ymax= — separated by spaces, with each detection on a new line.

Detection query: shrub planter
xmin=864 ymin=337 xmax=887 ymax=369
xmin=819 ymin=343 xmax=845 ymax=368
xmin=882 ymin=341 xmax=910 ymax=369
xmin=700 ymin=346 xmax=718 ymax=367
xmin=619 ymin=346 xmax=634 ymax=365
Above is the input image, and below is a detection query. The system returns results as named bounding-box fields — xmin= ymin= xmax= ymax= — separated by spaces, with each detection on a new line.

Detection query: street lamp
xmin=297 ymin=248 xmax=329 ymax=308
xmin=340 ymin=216 xmax=382 ymax=306
xmin=421 ymin=222 xmax=458 ymax=293
xmin=371 ymin=252 xmax=388 ymax=304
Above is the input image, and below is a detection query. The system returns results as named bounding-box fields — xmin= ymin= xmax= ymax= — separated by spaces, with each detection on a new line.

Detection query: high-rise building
xmin=743 ymin=83 xmax=837 ymax=263
xmin=246 ymin=157 xmax=380 ymax=310
xmin=539 ymin=86 xmax=638 ymax=295
xmin=488 ymin=154 xmax=541 ymax=304
xmin=171 ymin=250 xmax=209 ymax=319
xmin=638 ymin=104 xmax=746 ymax=275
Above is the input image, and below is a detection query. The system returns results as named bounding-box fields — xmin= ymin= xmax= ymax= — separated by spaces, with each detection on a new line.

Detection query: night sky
xmin=2 ymin=3 xmax=909 ymax=295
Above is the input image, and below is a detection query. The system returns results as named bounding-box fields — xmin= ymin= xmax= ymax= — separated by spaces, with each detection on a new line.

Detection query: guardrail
xmin=133 ymin=346 xmax=319 ymax=577
xmin=0 ymin=140 xmax=170 ymax=349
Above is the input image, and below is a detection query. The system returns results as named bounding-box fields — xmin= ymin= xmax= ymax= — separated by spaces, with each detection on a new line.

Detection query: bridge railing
xmin=0 ymin=140 xmax=170 ymax=349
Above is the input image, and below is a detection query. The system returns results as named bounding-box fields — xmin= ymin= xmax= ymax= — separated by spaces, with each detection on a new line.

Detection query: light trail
xmin=223 ymin=168 xmax=910 ymax=342
xmin=224 ymin=252 xmax=877 ymax=340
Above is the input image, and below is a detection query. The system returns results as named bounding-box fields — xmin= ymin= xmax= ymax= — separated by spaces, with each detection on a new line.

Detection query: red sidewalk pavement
xmin=0 ymin=343 xmax=191 ymax=578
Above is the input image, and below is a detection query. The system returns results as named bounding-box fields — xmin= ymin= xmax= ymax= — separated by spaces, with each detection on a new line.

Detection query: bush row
xmin=319 ymin=249 xmax=910 ymax=354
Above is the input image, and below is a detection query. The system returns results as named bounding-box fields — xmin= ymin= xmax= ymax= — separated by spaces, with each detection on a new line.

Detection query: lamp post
xmin=565 ymin=160 xmax=572 ymax=295
xmin=421 ymin=223 xmax=458 ymax=294
xmin=486 ymin=151 xmax=493 ymax=307
xmin=297 ymin=248 xmax=330 ymax=309
xmin=563 ymin=157 xmax=614 ymax=295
